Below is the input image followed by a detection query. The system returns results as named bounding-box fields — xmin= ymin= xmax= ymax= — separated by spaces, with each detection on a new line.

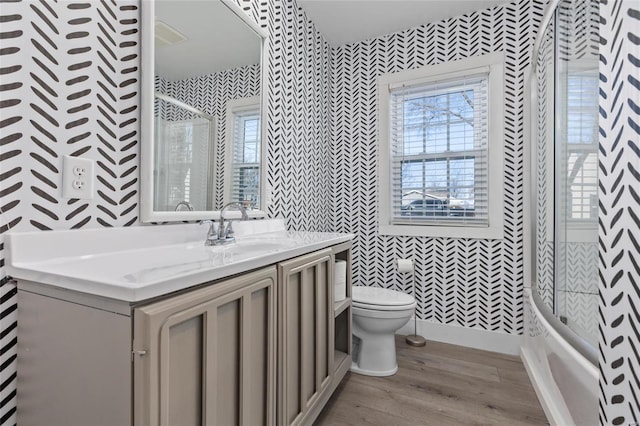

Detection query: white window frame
xmin=224 ymin=96 xmax=261 ymax=206
xmin=378 ymin=53 xmax=505 ymax=239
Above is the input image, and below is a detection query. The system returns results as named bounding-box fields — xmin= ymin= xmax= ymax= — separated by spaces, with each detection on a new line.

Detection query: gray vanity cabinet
xmin=133 ymin=266 xmax=277 ymax=426
xmin=16 ymin=288 xmax=132 ymax=426
xmin=277 ymin=249 xmax=334 ymax=426
xmin=15 ymin=243 xmax=352 ymax=426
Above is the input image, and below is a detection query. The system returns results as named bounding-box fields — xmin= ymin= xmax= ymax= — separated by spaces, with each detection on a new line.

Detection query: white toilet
xmin=350 ymin=286 xmax=416 ymax=376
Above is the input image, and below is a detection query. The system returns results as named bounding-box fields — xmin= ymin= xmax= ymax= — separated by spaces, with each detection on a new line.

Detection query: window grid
xmin=389 ymin=75 xmax=489 ymax=226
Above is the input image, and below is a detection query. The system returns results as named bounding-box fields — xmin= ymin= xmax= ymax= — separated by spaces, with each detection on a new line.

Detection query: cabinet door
xmin=133 ymin=267 xmax=277 ymax=426
xmin=278 ymin=249 xmax=334 ymax=426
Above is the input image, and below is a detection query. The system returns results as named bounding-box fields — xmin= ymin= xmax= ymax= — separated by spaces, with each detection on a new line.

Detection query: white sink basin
xmin=5 ymin=220 xmax=354 ymax=302
xmin=223 ymin=237 xmax=297 ymax=254
xmin=184 ymin=236 xmax=297 ymax=255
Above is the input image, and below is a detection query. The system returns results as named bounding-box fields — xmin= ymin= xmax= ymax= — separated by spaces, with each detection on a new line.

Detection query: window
xmin=378 ymin=53 xmax=504 ymax=239
xmin=225 ymin=97 xmax=261 ymax=208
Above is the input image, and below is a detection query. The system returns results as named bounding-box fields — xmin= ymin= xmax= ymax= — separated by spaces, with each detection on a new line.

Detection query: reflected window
xmin=563 ymin=73 xmax=599 ymax=221
xmin=231 ymin=110 xmax=260 ymax=207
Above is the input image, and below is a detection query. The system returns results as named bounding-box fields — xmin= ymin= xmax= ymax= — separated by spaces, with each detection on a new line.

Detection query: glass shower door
xmin=553 ymin=0 xmax=599 ymax=347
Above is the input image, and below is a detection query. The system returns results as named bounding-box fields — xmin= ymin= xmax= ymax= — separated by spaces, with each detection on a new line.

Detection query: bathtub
xmin=521 ymin=289 xmax=598 ymax=426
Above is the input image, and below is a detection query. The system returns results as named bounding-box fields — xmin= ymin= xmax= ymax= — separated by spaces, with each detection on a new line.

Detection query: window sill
xmin=379 ymin=223 xmax=504 ymax=240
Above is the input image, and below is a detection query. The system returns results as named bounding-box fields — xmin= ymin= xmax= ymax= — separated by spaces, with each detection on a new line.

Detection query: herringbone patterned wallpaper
xmin=0 ymin=0 xmax=330 ymax=423
xmin=0 ymin=2 xmax=140 ymax=423
xmin=263 ymin=0 xmax=332 ymax=232
xmin=330 ymin=0 xmax=543 ymax=334
xmin=597 ymin=0 xmax=640 ymax=423
xmin=534 ymin=0 xmax=640 ymax=421
xmin=2 ymin=0 xmax=638 ymax=424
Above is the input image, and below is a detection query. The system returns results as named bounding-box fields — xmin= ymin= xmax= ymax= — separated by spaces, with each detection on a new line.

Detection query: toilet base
xmin=350 ymin=326 xmax=401 ymax=376
xmin=350 ymin=362 xmax=398 ymax=377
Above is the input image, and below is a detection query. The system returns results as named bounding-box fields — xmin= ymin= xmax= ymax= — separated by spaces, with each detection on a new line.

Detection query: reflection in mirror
xmin=154 ymin=93 xmax=216 ymax=211
xmin=141 ymin=0 xmax=266 ymax=221
xmin=225 ymin=96 xmax=261 ymax=208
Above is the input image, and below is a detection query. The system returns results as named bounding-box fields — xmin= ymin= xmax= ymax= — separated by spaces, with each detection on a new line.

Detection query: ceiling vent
xmin=155 ymin=20 xmax=187 ymax=47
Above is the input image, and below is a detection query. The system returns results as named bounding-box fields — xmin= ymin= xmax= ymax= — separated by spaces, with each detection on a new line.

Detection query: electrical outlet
xmin=73 ymin=166 xmax=87 ymax=177
xmin=62 ymin=155 xmax=94 ymax=199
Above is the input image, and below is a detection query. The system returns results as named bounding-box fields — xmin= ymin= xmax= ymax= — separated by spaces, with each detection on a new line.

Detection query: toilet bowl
xmin=350 ymin=286 xmax=416 ymax=376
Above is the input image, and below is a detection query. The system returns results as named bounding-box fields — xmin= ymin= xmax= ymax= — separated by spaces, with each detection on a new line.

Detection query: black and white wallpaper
xmin=2 ymin=0 xmax=639 ymax=424
xmin=597 ymin=0 xmax=640 ymax=423
xmin=1 ymin=2 xmax=141 ymax=423
xmin=330 ymin=0 xmax=544 ymax=334
xmin=262 ymin=0 xmax=332 ymax=233
xmin=0 ymin=0 xmax=331 ymax=423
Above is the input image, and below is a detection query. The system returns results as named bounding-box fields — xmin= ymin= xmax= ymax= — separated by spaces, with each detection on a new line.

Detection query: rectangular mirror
xmin=141 ymin=0 xmax=267 ymax=222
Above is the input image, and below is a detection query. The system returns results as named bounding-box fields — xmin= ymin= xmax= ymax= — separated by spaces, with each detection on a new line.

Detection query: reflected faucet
xmin=218 ymin=202 xmax=249 ymax=244
xmin=175 ymin=201 xmax=194 ymax=211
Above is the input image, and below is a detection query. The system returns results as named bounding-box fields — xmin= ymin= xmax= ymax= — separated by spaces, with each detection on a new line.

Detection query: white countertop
xmin=5 ymin=220 xmax=353 ymax=302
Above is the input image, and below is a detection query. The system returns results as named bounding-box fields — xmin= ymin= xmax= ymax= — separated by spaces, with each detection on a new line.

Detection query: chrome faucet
xmin=199 ymin=220 xmax=219 ymax=246
xmin=217 ymin=202 xmax=249 ymax=244
xmin=199 ymin=203 xmax=249 ymax=246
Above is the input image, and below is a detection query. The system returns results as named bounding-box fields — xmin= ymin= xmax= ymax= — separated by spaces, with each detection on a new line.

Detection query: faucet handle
xmin=200 ymin=219 xmax=214 ymax=227
xmin=225 ymin=220 xmax=236 ymax=240
xmin=199 ymin=220 xmax=218 ymax=245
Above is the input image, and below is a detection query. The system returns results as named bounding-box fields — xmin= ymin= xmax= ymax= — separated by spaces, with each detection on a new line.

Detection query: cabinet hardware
xmin=132 ymin=349 xmax=147 ymax=361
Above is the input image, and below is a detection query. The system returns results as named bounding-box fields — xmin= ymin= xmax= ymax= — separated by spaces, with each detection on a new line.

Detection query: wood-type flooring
xmin=315 ymin=336 xmax=548 ymax=426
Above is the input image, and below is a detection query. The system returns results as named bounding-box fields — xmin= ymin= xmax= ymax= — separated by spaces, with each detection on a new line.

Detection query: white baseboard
xmin=397 ymin=318 xmax=522 ymax=355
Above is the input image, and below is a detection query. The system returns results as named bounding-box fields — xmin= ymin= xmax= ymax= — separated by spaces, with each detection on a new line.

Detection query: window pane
xmin=238 ymin=166 xmax=260 ymax=205
xmin=402 ymin=90 xmax=475 ymax=155
xmin=401 ymin=162 xmax=424 ymax=189
xmin=231 ymin=110 xmax=260 ymax=206
xmin=390 ymin=75 xmax=488 ymax=225
xmin=448 ymin=122 xmax=474 ymax=151
xmin=242 ymin=117 xmax=260 ymax=163
xmin=423 ymin=160 xmax=447 ymax=191
xmin=244 ymin=118 xmax=258 ymax=139
xmin=450 ymin=158 xmax=475 ymax=207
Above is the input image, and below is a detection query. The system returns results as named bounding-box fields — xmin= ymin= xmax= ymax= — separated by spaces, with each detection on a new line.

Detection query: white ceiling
xmin=296 ymin=0 xmax=511 ymax=46
xmin=155 ymin=1 xmax=261 ymax=82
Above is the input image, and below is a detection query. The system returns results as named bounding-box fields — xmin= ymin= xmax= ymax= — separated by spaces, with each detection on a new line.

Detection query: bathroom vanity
xmin=6 ymin=221 xmax=353 ymax=426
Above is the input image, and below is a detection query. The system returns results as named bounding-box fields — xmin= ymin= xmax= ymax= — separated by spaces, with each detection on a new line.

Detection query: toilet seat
xmin=352 ymin=286 xmax=415 ymax=311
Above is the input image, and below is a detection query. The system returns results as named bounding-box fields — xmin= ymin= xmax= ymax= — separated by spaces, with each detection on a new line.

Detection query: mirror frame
xmin=140 ymin=0 xmax=268 ymax=222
